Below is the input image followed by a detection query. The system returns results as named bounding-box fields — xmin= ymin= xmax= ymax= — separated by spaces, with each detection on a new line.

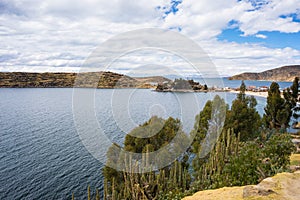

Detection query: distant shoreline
xmin=155 ymin=89 xmax=269 ymax=98
xmin=229 ymin=90 xmax=268 ymax=98
xmin=0 ymin=87 xmax=270 ymax=98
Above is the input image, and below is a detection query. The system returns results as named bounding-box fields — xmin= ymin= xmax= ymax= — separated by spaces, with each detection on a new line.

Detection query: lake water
xmin=0 ymin=79 xmax=291 ymax=199
xmin=197 ymin=77 xmax=293 ymax=90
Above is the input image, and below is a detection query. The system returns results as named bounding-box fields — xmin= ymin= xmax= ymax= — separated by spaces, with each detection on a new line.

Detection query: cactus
xmin=96 ymin=189 xmax=100 ymax=200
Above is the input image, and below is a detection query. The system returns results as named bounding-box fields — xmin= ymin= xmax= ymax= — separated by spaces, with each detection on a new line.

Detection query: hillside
xmin=183 ymin=171 xmax=300 ymax=200
xmin=0 ymin=72 xmax=169 ymax=88
xmin=229 ymin=65 xmax=300 ymax=82
xmin=134 ymin=76 xmax=170 ymax=84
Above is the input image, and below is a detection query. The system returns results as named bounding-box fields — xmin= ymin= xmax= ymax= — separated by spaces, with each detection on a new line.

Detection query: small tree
xmin=262 ymin=133 xmax=296 ymax=176
xmin=264 ymin=82 xmax=291 ymax=129
xmin=190 ymin=100 xmax=212 ymax=173
xmin=191 ymin=95 xmax=227 ymax=178
xmin=291 ymin=77 xmax=299 ymax=100
xmin=103 ymin=116 xmax=191 ymax=199
xmin=283 ymin=77 xmax=300 ymax=124
xmin=225 ymin=81 xmax=261 ymax=141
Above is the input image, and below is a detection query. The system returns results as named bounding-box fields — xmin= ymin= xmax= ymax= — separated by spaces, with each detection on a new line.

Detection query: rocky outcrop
xmin=229 ymin=65 xmax=300 ymax=82
xmin=182 ymin=171 xmax=300 ymax=200
xmin=155 ymin=78 xmax=207 ymax=92
xmin=0 ymin=72 xmax=169 ymax=88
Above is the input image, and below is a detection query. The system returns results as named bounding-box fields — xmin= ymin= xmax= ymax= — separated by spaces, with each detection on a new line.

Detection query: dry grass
xmin=290 ymin=154 xmax=300 ymax=166
xmin=183 ymin=170 xmax=300 ymax=200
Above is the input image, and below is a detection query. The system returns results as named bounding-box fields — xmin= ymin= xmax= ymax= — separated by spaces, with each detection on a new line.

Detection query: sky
xmin=0 ymin=0 xmax=300 ymax=76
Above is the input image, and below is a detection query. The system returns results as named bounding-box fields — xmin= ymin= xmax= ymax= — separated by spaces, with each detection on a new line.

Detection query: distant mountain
xmin=133 ymin=76 xmax=171 ymax=84
xmin=0 ymin=71 xmax=169 ymax=88
xmin=229 ymin=65 xmax=300 ymax=82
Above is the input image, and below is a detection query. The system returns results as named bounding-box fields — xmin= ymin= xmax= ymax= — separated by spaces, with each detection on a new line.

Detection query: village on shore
xmin=154 ymin=78 xmax=271 ymax=98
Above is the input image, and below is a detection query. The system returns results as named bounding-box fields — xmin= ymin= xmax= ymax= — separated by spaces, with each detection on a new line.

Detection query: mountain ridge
xmin=229 ymin=65 xmax=300 ymax=82
xmin=0 ymin=71 xmax=170 ymax=88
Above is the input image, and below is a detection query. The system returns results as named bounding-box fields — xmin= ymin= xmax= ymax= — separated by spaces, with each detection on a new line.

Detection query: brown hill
xmin=134 ymin=76 xmax=170 ymax=84
xmin=0 ymin=71 xmax=168 ymax=88
xmin=229 ymin=65 xmax=300 ymax=82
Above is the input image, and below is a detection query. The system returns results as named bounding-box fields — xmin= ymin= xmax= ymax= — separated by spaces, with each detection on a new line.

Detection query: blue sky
xmin=0 ymin=0 xmax=300 ymax=76
xmin=218 ymin=29 xmax=300 ymax=50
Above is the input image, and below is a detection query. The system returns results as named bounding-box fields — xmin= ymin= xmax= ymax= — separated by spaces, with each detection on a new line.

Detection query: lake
xmin=0 ymin=79 xmax=291 ymax=199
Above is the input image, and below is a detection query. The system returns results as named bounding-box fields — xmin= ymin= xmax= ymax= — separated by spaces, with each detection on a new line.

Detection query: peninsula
xmin=0 ymin=71 xmax=170 ymax=89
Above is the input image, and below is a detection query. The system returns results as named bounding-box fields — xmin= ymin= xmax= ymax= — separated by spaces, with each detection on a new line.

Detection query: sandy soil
xmin=182 ymin=171 xmax=300 ymax=200
xmin=229 ymin=90 xmax=269 ymax=98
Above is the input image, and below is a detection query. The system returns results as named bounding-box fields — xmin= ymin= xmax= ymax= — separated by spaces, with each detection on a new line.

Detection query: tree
xmin=224 ymin=141 xmax=262 ymax=186
xmin=237 ymin=80 xmax=246 ymax=101
xmin=191 ymin=95 xmax=227 ymax=175
xmin=262 ymin=133 xmax=296 ymax=176
xmin=103 ymin=116 xmax=191 ymax=200
xmin=264 ymin=82 xmax=291 ymax=129
xmin=191 ymin=100 xmax=212 ymax=154
xmin=225 ymin=81 xmax=261 ymax=141
xmin=283 ymin=77 xmax=300 ymax=125
xmin=190 ymin=100 xmax=212 ymax=172
xmin=291 ymin=77 xmax=299 ymax=100
xmin=172 ymin=78 xmax=191 ymax=90
xmin=223 ymin=132 xmax=295 ymax=186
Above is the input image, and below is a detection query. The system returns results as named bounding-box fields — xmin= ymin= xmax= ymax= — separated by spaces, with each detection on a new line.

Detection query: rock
xmin=242 ymin=178 xmax=276 ymax=198
xmin=292 ymin=122 xmax=300 ymax=129
xmin=182 ymin=171 xmax=300 ymax=200
xmin=292 ymin=139 xmax=300 ymax=153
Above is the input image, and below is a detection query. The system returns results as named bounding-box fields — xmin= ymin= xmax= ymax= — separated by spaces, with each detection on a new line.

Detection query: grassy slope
xmin=182 ymin=154 xmax=300 ymax=200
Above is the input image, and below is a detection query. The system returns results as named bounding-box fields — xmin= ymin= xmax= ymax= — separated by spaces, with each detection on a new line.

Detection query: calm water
xmin=197 ymin=77 xmax=293 ymax=90
xmin=0 ymin=81 xmax=283 ymax=199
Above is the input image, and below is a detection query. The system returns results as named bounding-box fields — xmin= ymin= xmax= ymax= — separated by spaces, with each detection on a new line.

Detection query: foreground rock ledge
xmin=183 ymin=171 xmax=300 ymax=200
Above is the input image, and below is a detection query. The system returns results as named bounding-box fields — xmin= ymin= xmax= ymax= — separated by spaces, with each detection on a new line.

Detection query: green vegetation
xmin=190 ymin=95 xmax=227 ymax=174
xmin=225 ymin=81 xmax=261 ymax=141
xmin=98 ymin=78 xmax=299 ymax=200
xmin=283 ymin=77 xmax=300 ymax=124
xmin=263 ymin=79 xmax=300 ymax=130
xmin=264 ymin=82 xmax=290 ymax=129
xmin=156 ymin=78 xmax=206 ymax=91
xmin=102 ymin=117 xmax=190 ymax=200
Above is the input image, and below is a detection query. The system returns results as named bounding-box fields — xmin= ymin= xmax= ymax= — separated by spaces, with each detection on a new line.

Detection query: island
xmin=155 ymin=78 xmax=209 ymax=92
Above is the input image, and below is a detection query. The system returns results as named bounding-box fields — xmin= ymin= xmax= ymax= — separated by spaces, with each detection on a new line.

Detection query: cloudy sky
xmin=0 ymin=0 xmax=300 ymax=76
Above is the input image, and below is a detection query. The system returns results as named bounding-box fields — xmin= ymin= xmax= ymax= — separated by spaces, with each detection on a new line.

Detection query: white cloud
xmin=203 ymin=41 xmax=300 ymax=76
xmin=255 ymin=34 xmax=267 ymax=39
xmin=163 ymin=0 xmax=252 ymax=40
xmin=164 ymin=0 xmax=300 ymax=38
xmin=0 ymin=0 xmax=300 ymax=76
xmin=238 ymin=0 xmax=300 ymax=35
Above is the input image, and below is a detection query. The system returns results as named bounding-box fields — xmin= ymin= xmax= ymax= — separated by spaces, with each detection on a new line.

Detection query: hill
xmin=0 ymin=71 xmax=169 ymax=88
xmin=134 ymin=76 xmax=170 ymax=84
xmin=229 ymin=65 xmax=300 ymax=82
xmin=183 ymin=170 xmax=300 ymax=200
